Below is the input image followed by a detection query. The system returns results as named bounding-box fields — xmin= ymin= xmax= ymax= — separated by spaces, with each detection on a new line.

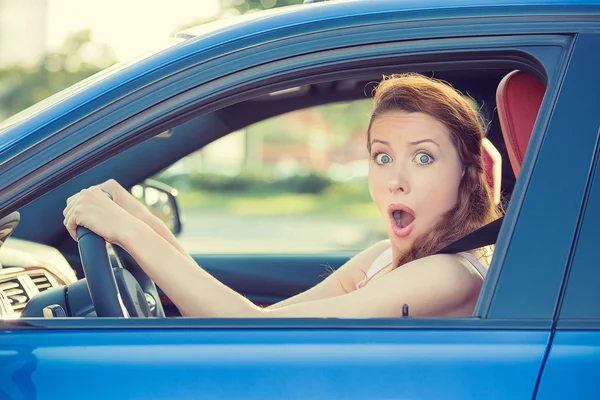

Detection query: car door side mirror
xmin=130 ymin=179 xmax=183 ymax=236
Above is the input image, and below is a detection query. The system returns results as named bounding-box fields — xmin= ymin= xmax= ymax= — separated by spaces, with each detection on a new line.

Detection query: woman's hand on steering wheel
xmin=63 ymin=186 xmax=138 ymax=246
xmin=95 ymin=179 xmax=153 ymax=222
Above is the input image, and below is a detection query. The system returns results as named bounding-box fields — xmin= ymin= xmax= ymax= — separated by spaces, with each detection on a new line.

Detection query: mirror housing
xmin=130 ymin=179 xmax=182 ymax=236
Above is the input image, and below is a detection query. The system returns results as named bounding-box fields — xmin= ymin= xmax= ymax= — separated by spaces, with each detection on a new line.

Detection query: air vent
xmin=0 ymin=278 xmax=29 ymax=311
xmin=30 ymin=273 xmax=53 ymax=293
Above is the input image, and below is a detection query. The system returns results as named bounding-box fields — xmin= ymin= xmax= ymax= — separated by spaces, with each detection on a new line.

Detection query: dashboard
xmin=0 ymin=237 xmax=77 ymax=319
xmin=0 ymin=210 xmax=169 ymax=319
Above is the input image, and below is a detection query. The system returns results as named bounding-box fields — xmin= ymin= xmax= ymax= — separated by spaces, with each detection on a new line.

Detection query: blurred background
xmin=1 ymin=0 xmax=386 ymax=253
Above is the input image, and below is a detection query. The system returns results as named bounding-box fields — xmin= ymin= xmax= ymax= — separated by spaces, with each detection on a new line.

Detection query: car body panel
xmin=0 ymin=328 xmax=549 ymax=399
xmin=535 ymin=129 xmax=600 ymax=399
xmin=535 ymin=331 xmax=600 ymax=399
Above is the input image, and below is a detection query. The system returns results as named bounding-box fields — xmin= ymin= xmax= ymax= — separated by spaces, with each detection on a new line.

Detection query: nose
xmin=387 ymin=162 xmax=410 ymax=194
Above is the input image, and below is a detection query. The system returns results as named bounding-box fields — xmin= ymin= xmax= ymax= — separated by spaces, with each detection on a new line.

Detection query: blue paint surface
xmin=0 ymin=328 xmax=549 ymax=399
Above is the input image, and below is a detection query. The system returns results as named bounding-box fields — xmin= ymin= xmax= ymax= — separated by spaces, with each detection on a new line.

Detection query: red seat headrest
xmin=496 ymin=71 xmax=546 ymax=178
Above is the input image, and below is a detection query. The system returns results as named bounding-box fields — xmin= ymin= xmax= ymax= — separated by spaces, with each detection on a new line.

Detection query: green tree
xmin=0 ymin=30 xmax=116 ymax=120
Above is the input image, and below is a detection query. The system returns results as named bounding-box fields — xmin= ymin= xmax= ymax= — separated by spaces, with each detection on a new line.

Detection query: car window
xmin=151 ymin=99 xmax=388 ymax=254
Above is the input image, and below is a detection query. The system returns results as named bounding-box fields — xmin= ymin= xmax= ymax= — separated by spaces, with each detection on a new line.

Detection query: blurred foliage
xmin=323 ymin=181 xmax=372 ymax=202
xmin=175 ymin=189 xmax=381 ymax=219
xmin=315 ymin=100 xmax=372 ymax=144
xmin=158 ymin=171 xmax=333 ymax=194
xmin=221 ymin=0 xmax=303 ymax=15
xmin=257 ymin=100 xmax=372 ymax=146
xmin=167 ymin=175 xmax=379 ymax=219
xmin=0 ymin=30 xmax=116 ymax=120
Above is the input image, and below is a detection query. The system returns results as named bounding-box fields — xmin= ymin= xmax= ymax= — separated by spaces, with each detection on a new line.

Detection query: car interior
xmin=0 ymin=64 xmax=546 ymax=319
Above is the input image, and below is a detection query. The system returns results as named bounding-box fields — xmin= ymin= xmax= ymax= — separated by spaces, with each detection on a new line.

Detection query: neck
xmin=390 ymin=242 xmax=405 ymax=268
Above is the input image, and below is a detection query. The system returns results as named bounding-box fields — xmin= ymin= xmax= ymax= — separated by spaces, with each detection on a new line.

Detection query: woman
xmin=63 ymin=74 xmax=502 ymax=318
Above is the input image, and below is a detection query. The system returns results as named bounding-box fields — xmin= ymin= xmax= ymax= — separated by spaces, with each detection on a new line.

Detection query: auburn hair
xmin=366 ymin=73 xmax=502 ymax=267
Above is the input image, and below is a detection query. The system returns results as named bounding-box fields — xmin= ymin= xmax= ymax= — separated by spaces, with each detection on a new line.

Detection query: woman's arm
xmin=86 ymin=179 xmax=195 ymax=263
xmin=96 ymin=178 xmax=389 ymax=309
xmin=482 ymin=138 xmax=502 ymax=206
xmin=64 ymin=187 xmax=481 ymax=318
xmin=121 ymin=220 xmax=480 ymax=318
xmin=266 ymin=239 xmax=391 ymax=310
xmin=96 ymin=179 xmax=392 ymax=310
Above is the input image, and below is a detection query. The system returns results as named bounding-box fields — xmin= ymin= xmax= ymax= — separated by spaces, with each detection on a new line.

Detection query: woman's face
xmin=368 ymin=111 xmax=464 ymax=255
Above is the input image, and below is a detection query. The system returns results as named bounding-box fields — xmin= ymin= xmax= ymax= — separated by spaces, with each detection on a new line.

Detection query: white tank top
xmin=356 ymin=247 xmax=488 ymax=290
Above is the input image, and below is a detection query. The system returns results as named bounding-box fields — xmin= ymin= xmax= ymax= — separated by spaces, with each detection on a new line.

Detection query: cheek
xmin=417 ymin=166 xmax=463 ymax=216
xmin=368 ymin=167 xmax=386 ymax=208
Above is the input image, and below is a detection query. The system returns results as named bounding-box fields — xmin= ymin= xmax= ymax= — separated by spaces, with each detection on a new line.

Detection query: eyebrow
xmin=408 ymin=139 xmax=440 ymax=148
xmin=370 ymin=138 xmax=440 ymax=147
xmin=370 ymin=139 xmax=390 ymax=146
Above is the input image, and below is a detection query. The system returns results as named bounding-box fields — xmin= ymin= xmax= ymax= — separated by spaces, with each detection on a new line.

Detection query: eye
xmin=373 ymin=152 xmax=392 ymax=165
xmin=414 ymin=152 xmax=433 ymax=165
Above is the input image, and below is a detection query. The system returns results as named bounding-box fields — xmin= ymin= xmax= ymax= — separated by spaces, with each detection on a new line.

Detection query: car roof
xmin=178 ymin=0 xmax=600 ymax=39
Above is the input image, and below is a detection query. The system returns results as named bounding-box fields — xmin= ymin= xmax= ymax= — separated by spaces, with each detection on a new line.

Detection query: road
xmin=176 ymin=210 xmax=385 ymax=254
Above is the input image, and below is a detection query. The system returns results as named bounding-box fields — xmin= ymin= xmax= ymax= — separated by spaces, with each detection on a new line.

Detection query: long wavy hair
xmin=367 ymin=74 xmax=502 ymax=267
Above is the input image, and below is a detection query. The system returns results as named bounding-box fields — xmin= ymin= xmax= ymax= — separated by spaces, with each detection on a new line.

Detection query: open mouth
xmin=388 ymin=205 xmax=415 ymax=237
xmin=393 ymin=210 xmax=415 ymax=229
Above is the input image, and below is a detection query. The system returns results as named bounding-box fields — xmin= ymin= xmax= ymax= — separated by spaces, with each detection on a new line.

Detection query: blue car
xmin=1 ymin=0 xmax=599 ymax=398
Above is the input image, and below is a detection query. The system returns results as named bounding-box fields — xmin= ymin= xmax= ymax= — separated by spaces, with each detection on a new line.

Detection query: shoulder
xmin=313 ymin=253 xmax=484 ymax=318
xmin=391 ymin=253 xmax=483 ymax=295
xmin=353 ymin=253 xmax=482 ymax=317
xmin=334 ymin=239 xmax=392 ymax=293
xmin=349 ymin=239 xmax=392 ymax=268
xmin=366 ymin=239 xmax=392 ymax=259
xmin=410 ymin=253 xmax=482 ymax=279
xmin=357 ymin=239 xmax=392 ymax=273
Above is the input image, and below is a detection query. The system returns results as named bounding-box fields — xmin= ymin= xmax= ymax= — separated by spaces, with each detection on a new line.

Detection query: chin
xmin=388 ymin=228 xmax=414 ymax=253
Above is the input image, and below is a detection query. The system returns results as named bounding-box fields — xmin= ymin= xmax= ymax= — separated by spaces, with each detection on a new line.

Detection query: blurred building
xmin=0 ymin=0 xmax=47 ymax=67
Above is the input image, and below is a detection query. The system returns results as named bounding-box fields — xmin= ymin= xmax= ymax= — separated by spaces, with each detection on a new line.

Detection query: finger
xmin=98 ymin=179 xmax=114 ymax=190
xmin=64 ymin=209 xmax=77 ymax=242
xmin=64 ymin=198 xmax=82 ymax=241
xmin=64 ymin=217 xmax=77 ymax=242
xmin=66 ymin=187 xmax=87 ymax=204
xmin=63 ymin=193 xmax=80 ymax=217
xmin=101 ymin=189 xmax=114 ymax=201
xmin=94 ymin=182 xmax=111 ymax=196
xmin=64 ymin=187 xmax=89 ymax=216
xmin=104 ymin=178 xmax=122 ymax=191
xmin=66 ymin=193 xmax=77 ymax=204
xmin=90 ymin=186 xmax=116 ymax=206
xmin=98 ymin=179 xmax=120 ymax=199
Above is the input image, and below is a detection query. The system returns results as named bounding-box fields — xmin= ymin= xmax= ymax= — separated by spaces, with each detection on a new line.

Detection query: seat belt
xmin=435 ymin=216 xmax=504 ymax=254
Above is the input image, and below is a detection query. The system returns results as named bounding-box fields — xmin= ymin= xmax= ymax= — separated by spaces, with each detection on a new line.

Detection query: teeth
xmin=393 ymin=210 xmax=402 ymax=227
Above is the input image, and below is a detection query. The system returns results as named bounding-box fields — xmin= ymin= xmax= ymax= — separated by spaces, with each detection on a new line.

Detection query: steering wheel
xmin=76 ymin=226 xmax=165 ymax=318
